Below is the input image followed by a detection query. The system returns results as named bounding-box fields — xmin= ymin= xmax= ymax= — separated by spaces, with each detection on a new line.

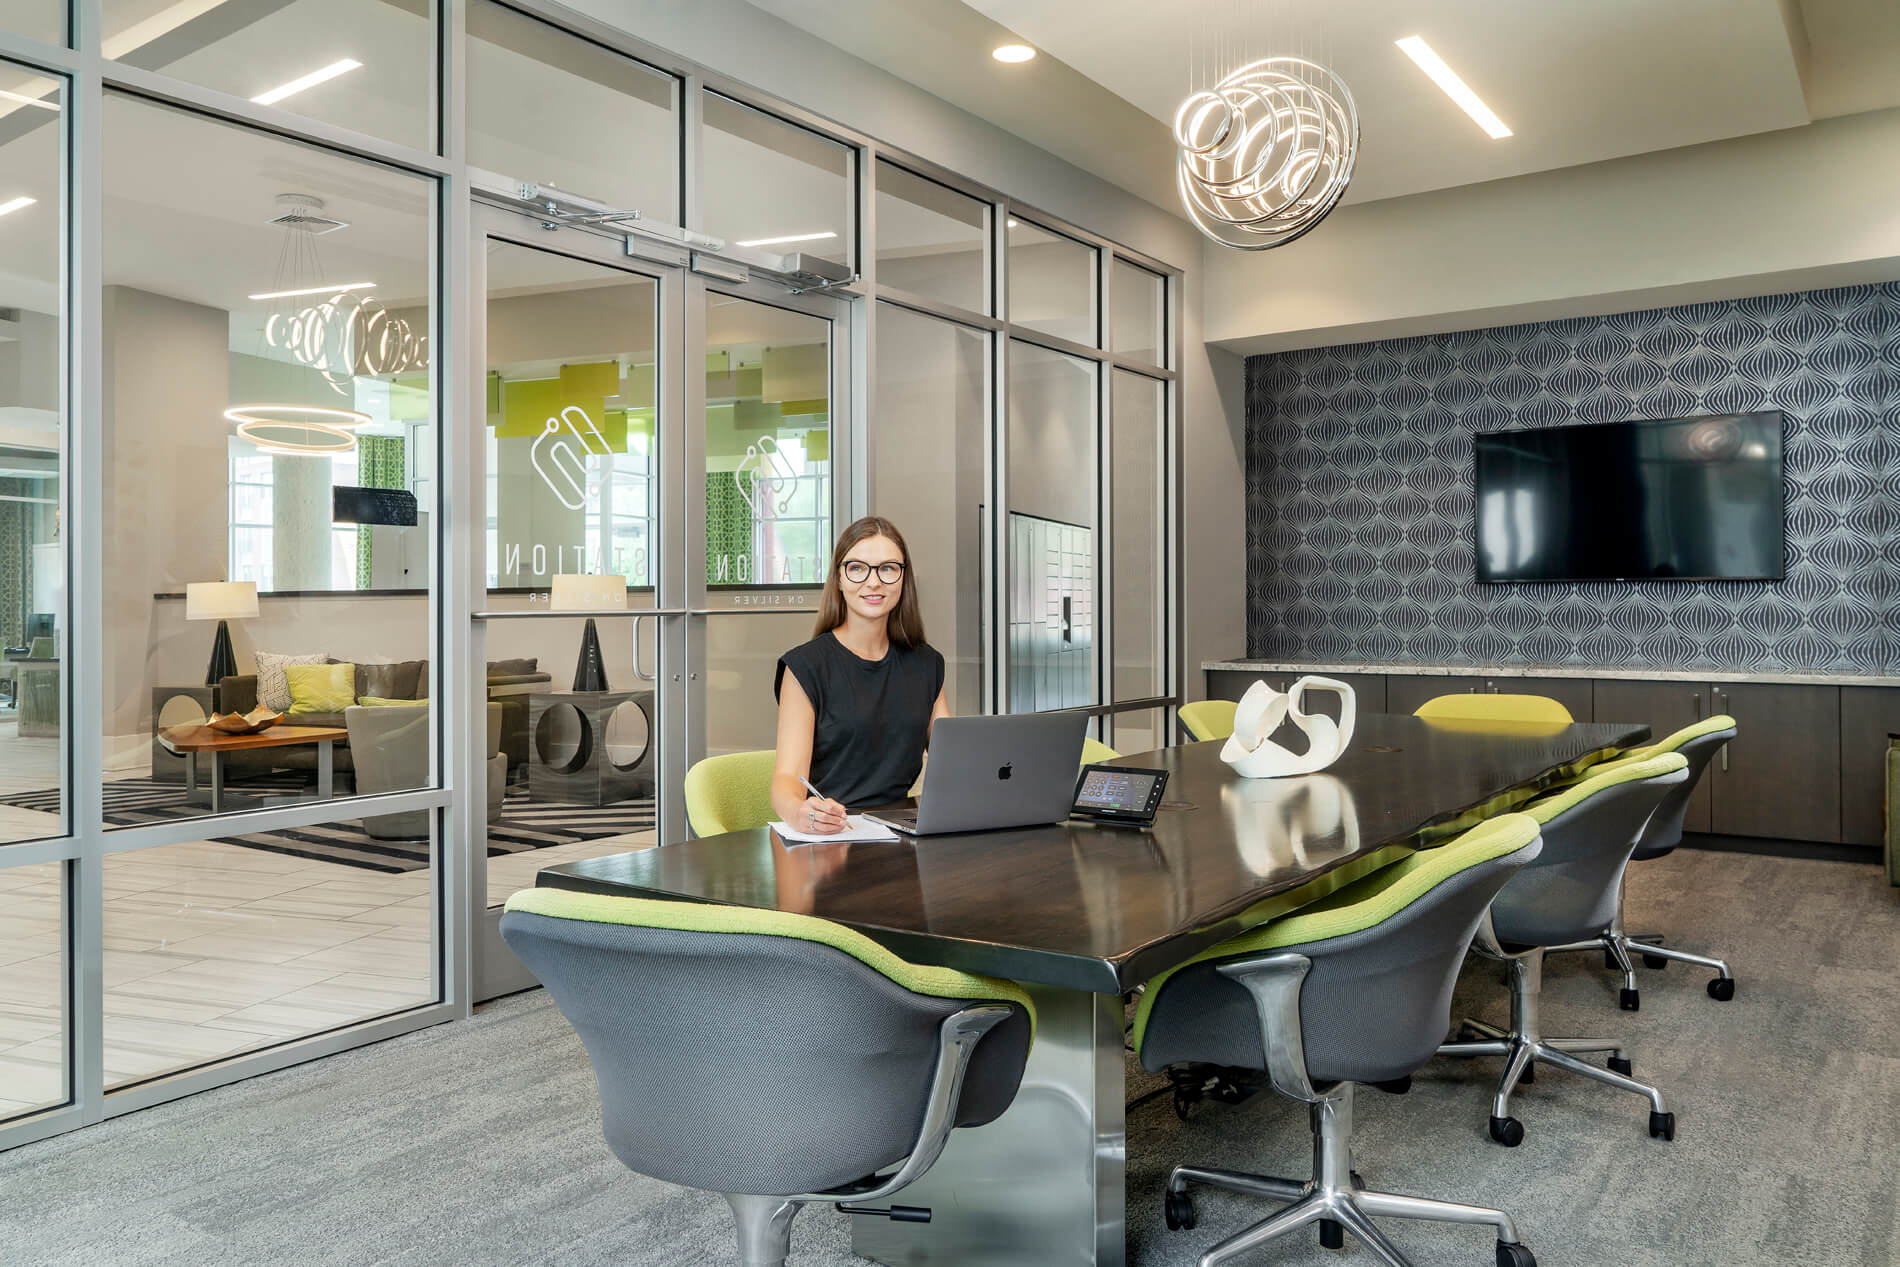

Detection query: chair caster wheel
xmin=1708 ymin=977 xmax=1735 ymax=1001
xmin=1163 ymin=1189 xmax=1197 ymax=1231
xmin=1519 ymin=1061 xmax=1534 ymax=1084
xmin=1608 ymin=1056 xmax=1632 ymax=1077
xmin=1319 ymin=1218 xmax=1344 ymax=1249
xmin=1497 ymin=1240 xmax=1537 ymax=1267
xmin=1620 ymin=988 xmax=1640 ymax=1011
xmin=1649 ymin=1110 xmax=1676 ymax=1141
xmin=1642 ymin=953 xmax=1668 ymax=970
xmin=1489 ymin=1115 xmax=1524 ymax=1147
xmin=1350 ymin=1170 xmax=1364 ymax=1189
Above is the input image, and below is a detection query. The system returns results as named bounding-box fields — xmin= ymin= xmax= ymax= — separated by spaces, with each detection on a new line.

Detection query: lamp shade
xmin=185 ymin=581 xmax=260 ymax=622
xmin=549 ymin=574 xmax=629 ymax=612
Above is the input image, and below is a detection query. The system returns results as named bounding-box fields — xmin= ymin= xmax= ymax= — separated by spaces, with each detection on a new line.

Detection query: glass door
xmin=469 ymin=204 xmax=685 ymax=999
xmin=688 ymin=279 xmax=852 ymax=770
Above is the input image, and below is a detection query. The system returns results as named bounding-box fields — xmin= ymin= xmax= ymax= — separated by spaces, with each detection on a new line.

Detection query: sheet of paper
xmin=769 ymin=815 xmax=901 ymax=844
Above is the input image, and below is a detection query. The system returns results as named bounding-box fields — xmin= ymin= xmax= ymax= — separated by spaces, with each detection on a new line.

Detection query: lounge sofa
xmin=213 ymin=658 xmax=550 ymax=780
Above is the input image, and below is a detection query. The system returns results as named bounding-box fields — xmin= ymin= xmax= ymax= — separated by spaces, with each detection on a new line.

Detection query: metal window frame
xmin=0 ymin=0 xmax=1184 ymax=1152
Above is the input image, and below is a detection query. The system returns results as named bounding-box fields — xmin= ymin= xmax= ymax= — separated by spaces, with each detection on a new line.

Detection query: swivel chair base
xmin=1545 ymin=909 xmax=1736 ymax=1008
xmin=1436 ymin=948 xmax=1674 ymax=1146
xmin=1164 ymin=1082 xmax=1536 ymax=1267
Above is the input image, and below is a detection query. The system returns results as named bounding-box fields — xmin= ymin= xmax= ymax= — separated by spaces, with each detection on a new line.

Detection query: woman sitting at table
xmin=772 ymin=515 xmax=947 ymax=836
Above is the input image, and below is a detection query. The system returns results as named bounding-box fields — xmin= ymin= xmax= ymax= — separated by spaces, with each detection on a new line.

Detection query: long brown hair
xmin=815 ymin=515 xmax=927 ymax=647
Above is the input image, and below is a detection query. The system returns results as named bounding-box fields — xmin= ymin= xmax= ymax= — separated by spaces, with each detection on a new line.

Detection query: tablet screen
xmin=1075 ymin=768 xmax=1160 ymax=815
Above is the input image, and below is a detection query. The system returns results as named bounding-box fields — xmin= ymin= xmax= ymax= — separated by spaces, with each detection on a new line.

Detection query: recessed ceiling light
xmin=252 ymin=58 xmax=363 ymax=107
xmin=0 ymin=196 xmax=36 ymax=218
xmin=1007 ymin=218 xmax=1019 ymax=228
xmin=248 ymin=281 xmax=376 ymax=301
xmin=1395 ymin=36 xmax=1511 ymax=139
xmin=0 ymin=87 xmax=58 ymax=112
xmin=992 ymin=44 xmax=1036 ymax=64
xmin=734 ymin=231 xmax=838 ymax=248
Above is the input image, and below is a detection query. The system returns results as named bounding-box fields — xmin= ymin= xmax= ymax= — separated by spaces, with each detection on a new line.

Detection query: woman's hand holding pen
xmin=798 ymin=776 xmax=849 ymax=835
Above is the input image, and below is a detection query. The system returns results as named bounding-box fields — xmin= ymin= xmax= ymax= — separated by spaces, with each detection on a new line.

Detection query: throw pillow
xmin=358 ymin=696 xmax=430 ymax=707
xmin=358 ymin=660 xmax=425 ymax=701
xmin=253 ymin=651 xmax=328 ymax=712
xmin=286 ymin=663 xmax=356 ymax=715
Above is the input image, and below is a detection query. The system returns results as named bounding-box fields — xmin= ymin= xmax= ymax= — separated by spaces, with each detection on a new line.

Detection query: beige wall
xmin=1205 ymin=106 xmax=1900 ymax=356
xmin=102 ymin=286 xmax=230 ymax=748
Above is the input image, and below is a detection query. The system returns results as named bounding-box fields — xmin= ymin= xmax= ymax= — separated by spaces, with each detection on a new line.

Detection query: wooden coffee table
xmin=157 ymin=723 xmax=349 ymax=814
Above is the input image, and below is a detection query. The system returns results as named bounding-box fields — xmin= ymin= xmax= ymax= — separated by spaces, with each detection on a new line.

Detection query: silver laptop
xmin=865 ymin=712 xmax=1089 ymax=836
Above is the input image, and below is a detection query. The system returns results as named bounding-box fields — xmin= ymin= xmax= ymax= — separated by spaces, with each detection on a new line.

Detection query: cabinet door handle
xmin=1714 ymin=691 xmax=1729 ymax=770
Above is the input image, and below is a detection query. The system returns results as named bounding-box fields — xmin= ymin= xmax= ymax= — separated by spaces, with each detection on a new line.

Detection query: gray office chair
xmin=1543 ymin=716 xmax=1738 ymax=1007
xmin=1435 ymin=753 xmax=1689 ymax=1148
xmin=500 ymin=888 xmax=1034 ymax=1267
xmin=1137 ymin=814 xmax=1545 ymax=1267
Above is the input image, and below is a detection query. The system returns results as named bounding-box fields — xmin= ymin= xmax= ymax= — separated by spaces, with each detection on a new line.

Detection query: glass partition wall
xmin=0 ymin=0 xmax=1178 ymax=1148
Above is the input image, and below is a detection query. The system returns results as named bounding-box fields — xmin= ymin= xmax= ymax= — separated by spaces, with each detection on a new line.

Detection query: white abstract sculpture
xmin=1220 ymin=676 xmax=1357 ymax=779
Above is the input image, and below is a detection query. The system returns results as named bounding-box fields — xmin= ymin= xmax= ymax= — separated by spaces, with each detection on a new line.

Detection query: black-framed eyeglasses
xmin=840 ymin=560 xmax=906 ymax=584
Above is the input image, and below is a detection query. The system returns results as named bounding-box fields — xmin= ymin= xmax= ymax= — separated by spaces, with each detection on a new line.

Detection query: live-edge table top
xmin=536 ymin=713 xmax=1647 ymax=993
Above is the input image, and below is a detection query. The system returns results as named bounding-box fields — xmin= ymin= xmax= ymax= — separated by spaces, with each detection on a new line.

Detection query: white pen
xmin=797 ymin=774 xmax=829 ymax=802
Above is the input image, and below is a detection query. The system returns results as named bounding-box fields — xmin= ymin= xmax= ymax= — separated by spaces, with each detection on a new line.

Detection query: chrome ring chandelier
xmin=1174 ymin=57 xmax=1359 ymax=251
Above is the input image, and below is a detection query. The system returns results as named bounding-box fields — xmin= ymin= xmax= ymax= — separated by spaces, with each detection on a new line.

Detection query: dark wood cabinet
xmin=1592 ymin=680 xmax=1712 ymax=833
xmin=1708 ymin=681 xmax=1841 ymax=843
xmin=1839 ymin=687 xmax=1900 ymax=848
xmin=1207 ymin=664 xmax=1866 ymax=847
xmin=1205 ymin=669 xmax=1385 ymax=717
xmin=1383 ymin=674 xmax=1489 ymax=716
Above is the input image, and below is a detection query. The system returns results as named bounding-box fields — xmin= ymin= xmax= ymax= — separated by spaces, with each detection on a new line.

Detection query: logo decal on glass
xmin=733 ymin=435 xmax=800 ymax=515
xmin=531 ymin=404 xmax=611 ymax=511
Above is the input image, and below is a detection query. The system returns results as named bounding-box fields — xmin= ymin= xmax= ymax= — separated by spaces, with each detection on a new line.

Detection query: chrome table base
xmin=853 ymin=984 xmax=1127 ymax=1266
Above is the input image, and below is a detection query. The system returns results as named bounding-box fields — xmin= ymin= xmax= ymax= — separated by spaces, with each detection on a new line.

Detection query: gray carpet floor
xmin=3 ymin=848 xmax=1897 ymax=1267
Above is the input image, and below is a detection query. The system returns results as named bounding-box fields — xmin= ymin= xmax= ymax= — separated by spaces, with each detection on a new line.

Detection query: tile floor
xmin=0 ymin=720 xmax=654 ymax=1121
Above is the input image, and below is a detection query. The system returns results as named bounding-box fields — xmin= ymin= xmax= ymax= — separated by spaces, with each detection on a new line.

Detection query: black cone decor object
xmin=572 ymin=617 xmax=610 ymax=693
xmin=205 ymin=619 xmax=238 ymax=686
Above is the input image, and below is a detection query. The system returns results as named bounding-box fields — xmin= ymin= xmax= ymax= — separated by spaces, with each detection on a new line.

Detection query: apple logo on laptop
xmin=997 ymin=762 xmax=1013 ymax=781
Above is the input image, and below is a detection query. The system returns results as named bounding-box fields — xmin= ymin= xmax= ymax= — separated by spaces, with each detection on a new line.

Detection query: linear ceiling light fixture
xmin=247 ymin=281 xmax=376 ymax=301
xmin=1394 ymin=37 xmax=1511 ymax=139
xmin=0 ymin=196 xmax=35 ymax=217
xmin=734 ymin=231 xmax=837 ymax=247
xmin=251 ymin=58 xmax=362 ymax=107
xmin=0 ymin=88 xmax=58 ymax=112
xmin=992 ymin=44 xmax=1036 ymax=63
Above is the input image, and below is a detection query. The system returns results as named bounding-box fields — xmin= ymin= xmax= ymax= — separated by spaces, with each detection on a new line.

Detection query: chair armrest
xmin=218 ymin=675 xmax=259 ymax=714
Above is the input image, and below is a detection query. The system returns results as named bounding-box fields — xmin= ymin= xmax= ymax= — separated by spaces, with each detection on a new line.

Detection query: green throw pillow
xmin=285 ymin=662 xmax=356 ymax=715
xmin=358 ymin=696 xmax=430 ymax=707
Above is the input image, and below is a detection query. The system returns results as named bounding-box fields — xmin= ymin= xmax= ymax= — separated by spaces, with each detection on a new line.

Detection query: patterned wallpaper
xmin=1244 ymin=282 xmax=1900 ymax=673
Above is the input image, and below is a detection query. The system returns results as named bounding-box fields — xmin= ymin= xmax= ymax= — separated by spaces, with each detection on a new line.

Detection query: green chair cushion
xmin=505 ymin=887 xmax=1035 ymax=1034
xmin=1520 ymin=751 xmax=1687 ymax=824
xmin=1614 ymin=713 xmax=1737 ymax=762
xmin=1079 ymin=736 xmax=1121 ymax=765
xmin=1131 ymin=812 xmax=1542 ymax=1050
xmin=1179 ymin=699 xmax=1238 ymax=742
xmin=684 ymin=750 xmax=779 ymax=837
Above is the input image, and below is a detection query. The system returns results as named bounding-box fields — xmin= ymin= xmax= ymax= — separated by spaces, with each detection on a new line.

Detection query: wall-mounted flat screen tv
xmin=1473 ymin=411 xmax=1785 ymax=582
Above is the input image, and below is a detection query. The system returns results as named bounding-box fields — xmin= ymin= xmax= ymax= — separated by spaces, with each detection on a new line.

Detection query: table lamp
xmin=185 ymin=581 xmax=260 ymax=686
xmin=549 ymin=574 xmax=627 ymax=693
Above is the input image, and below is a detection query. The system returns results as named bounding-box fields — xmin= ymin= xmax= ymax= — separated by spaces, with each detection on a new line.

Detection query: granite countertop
xmin=1202 ymin=659 xmax=1895 ymax=689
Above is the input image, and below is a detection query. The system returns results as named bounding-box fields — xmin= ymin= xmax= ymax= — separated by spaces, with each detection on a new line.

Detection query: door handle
xmin=1061 ymin=596 xmax=1072 ymax=645
xmin=1691 ymin=691 xmax=1703 ymax=720
xmin=1714 ymin=690 xmax=1728 ymax=770
xmin=632 ymin=614 xmax=656 ymax=682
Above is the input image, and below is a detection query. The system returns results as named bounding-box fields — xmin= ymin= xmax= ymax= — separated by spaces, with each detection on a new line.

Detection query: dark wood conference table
xmin=537 ymin=712 xmax=1647 ymax=1267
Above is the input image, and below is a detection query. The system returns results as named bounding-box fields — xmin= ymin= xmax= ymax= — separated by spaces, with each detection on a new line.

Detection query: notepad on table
xmin=770 ymin=815 xmax=902 ymax=844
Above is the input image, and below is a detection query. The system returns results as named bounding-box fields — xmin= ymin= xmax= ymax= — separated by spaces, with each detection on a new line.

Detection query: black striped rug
xmin=0 ymin=777 xmax=656 ymax=874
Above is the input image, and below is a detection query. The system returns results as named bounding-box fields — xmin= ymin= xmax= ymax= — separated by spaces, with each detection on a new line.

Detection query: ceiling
xmin=751 ymin=0 xmax=1900 ymax=212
